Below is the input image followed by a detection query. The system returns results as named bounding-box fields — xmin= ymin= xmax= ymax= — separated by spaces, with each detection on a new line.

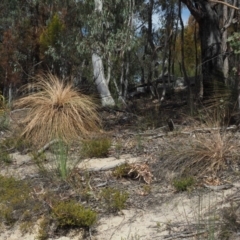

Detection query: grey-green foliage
xmin=77 ymin=1 xmax=137 ymax=57
xmin=227 ymin=32 xmax=240 ymax=54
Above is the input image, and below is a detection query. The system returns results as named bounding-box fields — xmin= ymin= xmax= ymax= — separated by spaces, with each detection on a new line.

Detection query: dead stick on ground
xmin=146 ymin=125 xmax=237 ymax=139
xmin=37 ymin=139 xmax=60 ymax=155
xmin=161 ymin=230 xmax=207 ymax=239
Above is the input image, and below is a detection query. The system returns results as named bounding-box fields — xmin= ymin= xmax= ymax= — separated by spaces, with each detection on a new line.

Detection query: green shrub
xmin=0 ymin=175 xmax=41 ymax=226
xmin=36 ymin=217 xmax=51 ymax=240
xmin=81 ymin=137 xmax=111 ymax=158
xmin=0 ymin=136 xmax=31 ymax=153
xmin=0 ymin=150 xmax=12 ymax=164
xmin=0 ymin=94 xmax=10 ymax=131
xmin=101 ymin=187 xmax=129 ymax=212
xmin=173 ymin=176 xmax=195 ymax=192
xmin=52 ymin=200 xmax=97 ymax=228
xmin=112 ymin=163 xmax=131 ymax=178
xmin=0 ymin=113 xmax=10 ymax=131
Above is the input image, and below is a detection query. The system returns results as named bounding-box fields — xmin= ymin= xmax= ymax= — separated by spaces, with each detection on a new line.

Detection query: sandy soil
xmin=1 ymin=108 xmax=240 ymax=240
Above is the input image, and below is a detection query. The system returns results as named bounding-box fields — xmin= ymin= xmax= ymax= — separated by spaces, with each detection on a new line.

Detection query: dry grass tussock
xmin=14 ymin=73 xmax=100 ymax=146
xmin=162 ymin=124 xmax=240 ymax=177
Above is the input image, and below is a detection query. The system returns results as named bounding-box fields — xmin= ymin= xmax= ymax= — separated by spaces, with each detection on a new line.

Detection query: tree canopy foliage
xmin=0 ymin=0 xmax=239 ymax=107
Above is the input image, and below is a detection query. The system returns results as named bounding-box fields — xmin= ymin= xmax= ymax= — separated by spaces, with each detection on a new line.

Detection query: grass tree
xmin=14 ymin=73 xmax=100 ymax=147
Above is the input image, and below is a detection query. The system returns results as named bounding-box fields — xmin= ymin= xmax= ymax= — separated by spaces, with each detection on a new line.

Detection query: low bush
xmin=112 ymin=163 xmax=131 ymax=178
xmin=173 ymin=176 xmax=195 ymax=192
xmin=52 ymin=200 xmax=97 ymax=228
xmin=101 ymin=187 xmax=129 ymax=212
xmin=0 ymin=175 xmax=41 ymax=226
xmin=80 ymin=137 xmax=111 ymax=158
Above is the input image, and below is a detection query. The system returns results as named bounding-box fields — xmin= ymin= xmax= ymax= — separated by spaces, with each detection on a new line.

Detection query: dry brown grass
xmin=14 ymin=73 xmax=100 ymax=146
xmin=162 ymin=126 xmax=240 ymax=177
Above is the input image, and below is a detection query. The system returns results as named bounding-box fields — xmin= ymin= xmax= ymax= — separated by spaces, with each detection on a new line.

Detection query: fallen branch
xmin=209 ymin=0 xmax=239 ymax=10
xmin=146 ymin=125 xmax=237 ymax=139
xmin=37 ymin=139 xmax=60 ymax=155
xmin=160 ymin=230 xmax=207 ymax=239
xmin=204 ymin=184 xmax=233 ymax=191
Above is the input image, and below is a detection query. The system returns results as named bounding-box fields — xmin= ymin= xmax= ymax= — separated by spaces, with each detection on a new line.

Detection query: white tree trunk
xmin=92 ymin=53 xmax=115 ymax=106
xmin=8 ymin=83 xmax=12 ymax=106
xmin=92 ymin=0 xmax=115 ymax=107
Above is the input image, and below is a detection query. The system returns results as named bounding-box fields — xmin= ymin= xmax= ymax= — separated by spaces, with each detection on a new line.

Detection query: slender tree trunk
xmin=222 ymin=0 xmax=236 ymax=84
xmin=92 ymin=0 xmax=115 ymax=107
xmin=92 ymin=53 xmax=115 ymax=106
xmin=179 ymin=1 xmax=193 ymax=113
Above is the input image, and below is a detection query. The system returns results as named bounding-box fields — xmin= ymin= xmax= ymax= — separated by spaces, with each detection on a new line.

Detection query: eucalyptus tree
xmin=180 ymin=0 xmax=239 ymax=97
xmin=0 ymin=0 xmax=40 ymax=101
xmin=85 ymin=0 xmax=138 ymax=106
xmin=91 ymin=0 xmax=115 ymax=107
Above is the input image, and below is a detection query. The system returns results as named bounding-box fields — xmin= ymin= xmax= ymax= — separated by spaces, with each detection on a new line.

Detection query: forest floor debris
xmin=1 ymin=103 xmax=240 ymax=239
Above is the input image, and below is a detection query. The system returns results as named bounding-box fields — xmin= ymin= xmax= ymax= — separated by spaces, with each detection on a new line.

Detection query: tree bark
xmin=181 ymin=0 xmax=225 ymax=96
xmin=221 ymin=0 xmax=236 ymax=83
xmin=92 ymin=53 xmax=115 ymax=106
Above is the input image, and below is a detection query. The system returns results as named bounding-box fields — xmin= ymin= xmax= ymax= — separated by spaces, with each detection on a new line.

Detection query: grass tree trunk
xmin=92 ymin=0 xmax=115 ymax=107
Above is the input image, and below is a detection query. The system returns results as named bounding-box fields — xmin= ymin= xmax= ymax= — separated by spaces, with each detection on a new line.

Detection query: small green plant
xmin=0 ymin=149 xmax=12 ymax=164
xmin=101 ymin=187 xmax=129 ymax=212
xmin=36 ymin=217 xmax=51 ymax=240
xmin=52 ymin=140 xmax=69 ymax=179
xmin=0 ymin=175 xmax=42 ymax=227
xmin=32 ymin=151 xmax=48 ymax=175
xmin=142 ymin=184 xmax=151 ymax=195
xmin=121 ymin=234 xmax=141 ymax=240
xmin=0 ymin=113 xmax=10 ymax=131
xmin=67 ymin=171 xmax=94 ymax=202
xmin=19 ymin=219 xmax=35 ymax=234
xmin=0 ymin=94 xmax=10 ymax=130
xmin=0 ymin=136 xmax=32 ymax=153
xmin=112 ymin=163 xmax=131 ymax=178
xmin=80 ymin=137 xmax=111 ymax=158
xmin=173 ymin=176 xmax=195 ymax=192
xmin=135 ymin=134 xmax=143 ymax=150
xmin=115 ymin=140 xmax=123 ymax=159
xmin=51 ymin=200 xmax=97 ymax=228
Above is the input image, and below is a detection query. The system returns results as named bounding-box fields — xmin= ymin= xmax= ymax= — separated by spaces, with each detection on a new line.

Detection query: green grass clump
xmin=0 ymin=148 xmax=12 ymax=164
xmin=0 ymin=136 xmax=31 ymax=153
xmin=36 ymin=217 xmax=51 ymax=240
xmin=173 ymin=176 xmax=195 ymax=192
xmin=52 ymin=200 xmax=97 ymax=228
xmin=81 ymin=137 xmax=111 ymax=158
xmin=0 ymin=113 xmax=10 ymax=131
xmin=112 ymin=163 xmax=131 ymax=178
xmin=0 ymin=175 xmax=41 ymax=226
xmin=0 ymin=94 xmax=9 ymax=131
xmin=101 ymin=187 xmax=129 ymax=212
